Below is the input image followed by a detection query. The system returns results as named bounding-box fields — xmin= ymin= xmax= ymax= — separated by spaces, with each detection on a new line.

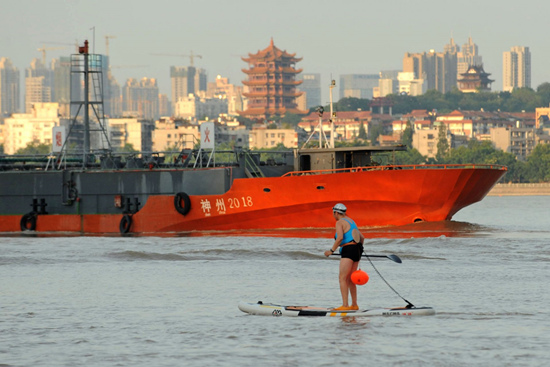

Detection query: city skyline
xmin=2 ymin=0 xmax=549 ymax=104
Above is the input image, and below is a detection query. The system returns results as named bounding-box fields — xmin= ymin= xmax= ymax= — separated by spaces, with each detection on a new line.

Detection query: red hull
xmin=0 ymin=165 xmax=506 ymax=235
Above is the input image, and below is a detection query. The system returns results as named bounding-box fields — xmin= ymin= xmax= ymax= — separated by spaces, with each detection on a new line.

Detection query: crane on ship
xmin=150 ymin=51 xmax=203 ymax=66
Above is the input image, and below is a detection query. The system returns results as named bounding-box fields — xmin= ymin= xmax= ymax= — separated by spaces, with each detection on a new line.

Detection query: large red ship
xmin=0 ymin=42 xmax=507 ymax=235
xmin=0 ymin=145 xmax=506 ymax=235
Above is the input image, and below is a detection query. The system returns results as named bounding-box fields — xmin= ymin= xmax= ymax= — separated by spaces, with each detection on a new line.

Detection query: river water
xmin=1 ymin=196 xmax=549 ymax=366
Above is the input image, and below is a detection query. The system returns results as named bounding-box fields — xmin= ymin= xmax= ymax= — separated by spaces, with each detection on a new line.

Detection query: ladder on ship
xmin=88 ymin=56 xmax=110 ymax=149
xmin=244 ymin=152 xmax=265 ymax=178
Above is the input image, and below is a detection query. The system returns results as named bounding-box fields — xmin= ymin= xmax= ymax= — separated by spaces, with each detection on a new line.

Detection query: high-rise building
xmin=122 ymin=78 xmax=160 ymax=120
xmin=444 ymin=38 xmax=459 ymax=54
xmin=403 ymin=42 xmax=458 ymax=94
xmin=52 ymin=57 xmax=71 ymax=104
xmin=51 ymin=57 xmax=80 ymax=118
xmin=397 ymin=72 xmax=426 ymax=96
xmin=158 ymin=94 xmax=170 ymax=117
xmin=339 ymin=74 xmax=379 ymax=100
xmin=377 ymin=70 xmax=400 ymax=97
xmin=297 ymin=73 xmax=321 ymax=109
xmin=403 ymin=52 xmax=427 ymax=80
xmin=426 ymin=48 xmax=457 ymax=93
xmin=25 ymin=58 xmax=52 ymax=113
xmin=457 ymin=37 xmax=483 ymax=76
xmin=170 ymin=66 xmax=207 ymax=111
xmin=205 ymin=75 xmax=243 ymax=116
xmin=108 ymin=77 xmax=122 ymax=117
xmin=98 ymin=55 xmax=112 ymax=118
xmin=0 ymin=57 xmax=20 ymax=117
xmin=503 ymin=46 xmax=531 ymax=92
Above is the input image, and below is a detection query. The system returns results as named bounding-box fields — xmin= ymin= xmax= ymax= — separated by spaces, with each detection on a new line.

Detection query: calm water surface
xmin=1 ymin=196 xmax=549 ymax=366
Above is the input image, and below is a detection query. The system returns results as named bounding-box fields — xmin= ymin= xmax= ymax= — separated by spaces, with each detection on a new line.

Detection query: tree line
xmin=329 ymin=83 xmax=550 ymax=114
xmin=323 ymin=84 xmax=550 ymax=183
xmin=390 ymin=122 xmax=550 ymax=183
xmin=395 ymin=140 xmax=550 ymax=183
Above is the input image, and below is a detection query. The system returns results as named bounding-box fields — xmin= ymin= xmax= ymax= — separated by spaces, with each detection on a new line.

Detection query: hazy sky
xmin=2 ymin=0 xmax=548 ymax=102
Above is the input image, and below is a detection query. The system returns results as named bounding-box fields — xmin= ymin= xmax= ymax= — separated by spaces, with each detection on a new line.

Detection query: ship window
xmin=263 ymin=188 xmax=271 ymax=192
xmin=317 ymin=186 xmax=325 ymax=190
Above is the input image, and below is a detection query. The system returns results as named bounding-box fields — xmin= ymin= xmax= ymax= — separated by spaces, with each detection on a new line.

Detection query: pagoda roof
xmin=461 ymin=64 xmax=490 ymax=76
xmin=458 ymin=64 xmax=494 ymax=83
xmin=242 ymin=67 xmax=303 ymax=74
xmin=242 ymin=90 xmax=303 ymax=98
xmin=242 ymin=79 xmax=302 ymax=86
xmin=242 ymin=38 xmax=303 ymax=63
xmin=238 ymin=106 xmax=308 ymax=117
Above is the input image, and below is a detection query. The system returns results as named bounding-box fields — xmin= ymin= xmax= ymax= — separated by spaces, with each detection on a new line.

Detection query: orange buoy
xmin=351 ymin=269 xmax=369 ymax=285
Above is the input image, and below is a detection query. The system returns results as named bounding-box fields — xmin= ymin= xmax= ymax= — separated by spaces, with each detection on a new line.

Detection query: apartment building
xmin=122 ymin=78 xmax=160 ymax=120
xmin=25 ymin=59 xmax=53 ymax=113
xmin=205 ymin=75 xmax=243 ymax=116
xmin=248 ymin=126 xmax=297 ymax=149
xmin=105 ymin=117 xmax=155 ymax=152
xmin=297 ymin=73 xmax=322 ymax=108
xmin=2 ymin=103 xmax=61 ymax=154
xmin=457 ymin=37 xmax=483 ymax=76
xmin=503 ymin=46 xmax=531 ymax=92
xmin=491 ymin=125 xmax=538 ymax=160
xmin=171 ymin=66 xmax=207 ymax=113
xmin=299 ymin=111 xmax=375 ymax=142
xmin=152 ymin=117 xmax=199 ymax=151
xmin=0 ymin=57 xmax=20 ymax=117
xmin=339 ymin=74 xmax=379 ymax=100
xmin=174 ymin=94 xmax=228 ymax=120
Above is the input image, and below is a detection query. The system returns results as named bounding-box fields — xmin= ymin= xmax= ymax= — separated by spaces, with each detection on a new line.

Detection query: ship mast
xmin=67 ymin=40 xmax=111 ymax=167
xmin=329 ymin=79 xmax=335 ymax=149
xmin=301 ymin=79 xmax=336 ymax=149
xmin=83 ymin=41 xmax=90 ymax=156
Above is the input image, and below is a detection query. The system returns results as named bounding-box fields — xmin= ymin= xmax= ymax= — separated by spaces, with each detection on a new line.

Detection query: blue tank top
xmin=334 ymin=218 xmax=359 ymax=245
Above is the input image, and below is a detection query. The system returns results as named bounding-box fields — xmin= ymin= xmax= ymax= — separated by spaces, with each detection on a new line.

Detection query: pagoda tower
xmin=239 ymin=39 xmax=308 ymax=119
xmin=457 ymin=64 xmax=493 ymax=93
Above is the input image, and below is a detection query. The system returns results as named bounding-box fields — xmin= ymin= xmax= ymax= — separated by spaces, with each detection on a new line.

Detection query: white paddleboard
xmin=238 ymin=301 xmax=435 ymax=317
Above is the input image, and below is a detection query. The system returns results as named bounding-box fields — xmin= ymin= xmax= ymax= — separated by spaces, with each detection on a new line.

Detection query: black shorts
xmin=340 ymin=243 xmax=363 ymax=262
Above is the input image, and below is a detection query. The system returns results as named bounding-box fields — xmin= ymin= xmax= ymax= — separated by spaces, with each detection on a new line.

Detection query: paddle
xmin=331 ymin=253 xmax=402 ymax=264
xmin=363 ymin=254 xmax=402 ymax=264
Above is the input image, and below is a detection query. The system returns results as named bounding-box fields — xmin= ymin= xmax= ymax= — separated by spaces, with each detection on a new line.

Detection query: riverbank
xmin=488 ymin=182 xmax=550 ymax=196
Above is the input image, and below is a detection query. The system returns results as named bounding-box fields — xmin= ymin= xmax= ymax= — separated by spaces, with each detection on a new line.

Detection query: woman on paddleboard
xmin=324 ymin=203 xmax=365 ymax=311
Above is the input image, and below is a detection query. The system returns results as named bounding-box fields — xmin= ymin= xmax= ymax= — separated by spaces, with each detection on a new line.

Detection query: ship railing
xmin=281 ymin=163 xmax=508 ymax=177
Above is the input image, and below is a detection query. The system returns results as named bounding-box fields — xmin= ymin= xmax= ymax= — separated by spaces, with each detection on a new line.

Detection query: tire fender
xmin=174 ymin=192 xmax=191 ymax=215
xmin=20 ymin=212 xmax=37 ymax=231
xmin=119 ymin=214 xmax=132 ymax=234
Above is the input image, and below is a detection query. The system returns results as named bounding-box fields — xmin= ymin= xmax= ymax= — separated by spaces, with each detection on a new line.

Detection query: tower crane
xmin=150 ymin=51 xmax=202 ymax=66
xmin=110 ymin=65 xmax=149 ymax=69
xmin=39 ymin=40 xmax=79 ymax=53
xmin=105 ymin=35 xmax=116 ymax=56
xmin=37 ymin=45 xmax=66 ymax=65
